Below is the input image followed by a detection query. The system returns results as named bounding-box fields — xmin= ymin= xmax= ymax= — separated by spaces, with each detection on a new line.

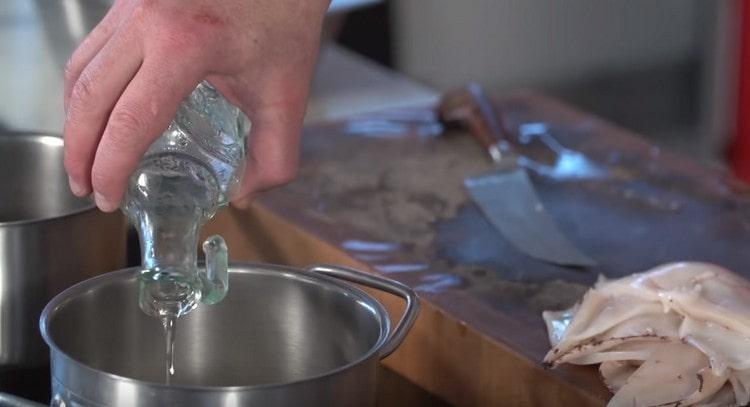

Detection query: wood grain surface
xmin=203 ymin=92 xmax=750 ymax=406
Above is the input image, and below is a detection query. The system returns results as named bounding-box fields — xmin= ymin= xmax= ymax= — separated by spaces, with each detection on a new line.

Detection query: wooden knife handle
xmin=438 ymin=83 xmax=512 ymax=153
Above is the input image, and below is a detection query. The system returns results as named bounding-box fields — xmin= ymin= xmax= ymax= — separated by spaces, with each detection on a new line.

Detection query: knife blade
xmin=439 ymin=84 xmax=596 ymax=267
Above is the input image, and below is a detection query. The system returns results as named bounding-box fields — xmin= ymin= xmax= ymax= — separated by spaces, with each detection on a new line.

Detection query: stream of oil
xmin=162 ymin=315 xmax=177 ymax=384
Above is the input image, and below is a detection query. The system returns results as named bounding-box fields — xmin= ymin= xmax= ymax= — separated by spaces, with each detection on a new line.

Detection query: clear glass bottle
xmin=122 ymin=81 xmax=249 ymax=318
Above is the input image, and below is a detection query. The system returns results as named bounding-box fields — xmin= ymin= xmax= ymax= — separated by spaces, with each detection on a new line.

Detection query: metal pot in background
xmin=0 ymin=132 xmax=127 ymax=369
xmin=0 ymin=0 xmax=370 ymax=135
xmin=41 ymin=263 xmax=419 ymax=407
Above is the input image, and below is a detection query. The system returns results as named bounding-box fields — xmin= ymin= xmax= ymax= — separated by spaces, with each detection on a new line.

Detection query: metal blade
xmin=465 ymin=168 xmax=596 ymax=267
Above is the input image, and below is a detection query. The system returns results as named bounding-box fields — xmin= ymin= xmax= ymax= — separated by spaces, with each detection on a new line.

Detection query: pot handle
xmin=307 ymin=264 xmax=420 ymax=359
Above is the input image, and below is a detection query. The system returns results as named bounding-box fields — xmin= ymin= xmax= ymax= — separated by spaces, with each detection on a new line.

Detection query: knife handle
xmin=438 ymin=83 xmax=514 ymax=162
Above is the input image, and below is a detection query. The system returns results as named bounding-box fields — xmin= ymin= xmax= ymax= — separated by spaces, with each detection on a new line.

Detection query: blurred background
xmin=0 ymin=0 xmax=743 ymax=171
xmin=329 ymin=0 xmax=740 ymax=166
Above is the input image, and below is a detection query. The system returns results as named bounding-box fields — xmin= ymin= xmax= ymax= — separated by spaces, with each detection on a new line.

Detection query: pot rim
xmin=0 ymin=131 xmax=98 ymax=227
xmin=40 ymin=262 xmax=391 ymax=392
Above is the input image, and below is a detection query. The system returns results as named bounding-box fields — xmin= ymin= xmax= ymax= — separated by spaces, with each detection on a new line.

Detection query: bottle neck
xmin=134 ymin=210 xmax=204 ymax=272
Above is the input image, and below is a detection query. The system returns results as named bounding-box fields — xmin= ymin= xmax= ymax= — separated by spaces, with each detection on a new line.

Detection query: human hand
xmin=63 ymin=0 xmax=330 ymax=211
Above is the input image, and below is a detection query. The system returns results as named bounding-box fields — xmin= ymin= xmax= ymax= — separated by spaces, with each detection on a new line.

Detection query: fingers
xmin=90 ymin=57 xmax=204 ymax=212
xmin=63 ymin=27 xmax=142 ymax=197
xmin=63 ymin=0 xmax=127 ymax=111
xmin=231 ymin=96 xmax=307 ymax=209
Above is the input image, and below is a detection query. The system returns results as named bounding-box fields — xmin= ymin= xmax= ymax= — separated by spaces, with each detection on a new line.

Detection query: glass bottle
xmin=122 ymin=81 xmax=249 ymax=318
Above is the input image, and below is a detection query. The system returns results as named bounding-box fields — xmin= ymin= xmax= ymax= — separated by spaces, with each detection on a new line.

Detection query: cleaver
xmin=438 ymin=84 xmax=596 ymax=267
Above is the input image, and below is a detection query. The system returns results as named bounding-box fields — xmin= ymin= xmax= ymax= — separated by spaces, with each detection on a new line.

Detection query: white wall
xmin=392 ymin=0 xmax=702 ymax=92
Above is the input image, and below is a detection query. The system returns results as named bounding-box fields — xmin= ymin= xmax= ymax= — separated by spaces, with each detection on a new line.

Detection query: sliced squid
xmin=543 ymin=262 xmax=750 ymax=407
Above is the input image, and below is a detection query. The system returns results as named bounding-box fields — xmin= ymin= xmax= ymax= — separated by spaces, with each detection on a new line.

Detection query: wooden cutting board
xmin=202 ymin=92 xmax=750 ymax=406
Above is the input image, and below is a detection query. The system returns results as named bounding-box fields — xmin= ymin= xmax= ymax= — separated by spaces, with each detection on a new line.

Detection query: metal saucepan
xmin=41 ymin=263 xmax=419 ymax=406
xmin=0 ymin=131 xmax=126 ymax=370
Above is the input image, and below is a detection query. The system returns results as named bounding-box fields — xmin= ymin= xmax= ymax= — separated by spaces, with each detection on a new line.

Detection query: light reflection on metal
xmin=517 ymin=122 xmax=608 ymax=180
xmin=38 ymin=136 xmax=64 ymax=147
xmin=341 ymin=239 xmax=400 ymax=253
xmin=61 ymin=0 xmax=87 ymax=43
xmin=414 ymin=274 xmax=463 ymax=293
xmin=374 ymin=263 xmax=429 ymax=274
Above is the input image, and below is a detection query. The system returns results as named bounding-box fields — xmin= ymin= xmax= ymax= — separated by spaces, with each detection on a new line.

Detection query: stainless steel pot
xmin=41 ymin=263 xmax=419 ymax=406
xmin=0 ymin=131 xmax=126 ymax=369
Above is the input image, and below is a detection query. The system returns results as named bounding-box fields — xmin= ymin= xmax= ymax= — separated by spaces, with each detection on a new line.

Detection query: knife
xmin=438 ymin=83 xmax=596 ymax=267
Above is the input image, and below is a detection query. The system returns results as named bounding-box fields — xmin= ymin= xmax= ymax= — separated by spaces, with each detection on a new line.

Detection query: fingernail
xmin=68 ymin=176 xmax=87 ymax=197
xmin=94 ymin=192 xmax=117 ymax=212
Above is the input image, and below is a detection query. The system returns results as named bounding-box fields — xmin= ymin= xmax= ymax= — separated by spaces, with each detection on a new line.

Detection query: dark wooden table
xmin=204 ymin=92 xmax=750 ymax=406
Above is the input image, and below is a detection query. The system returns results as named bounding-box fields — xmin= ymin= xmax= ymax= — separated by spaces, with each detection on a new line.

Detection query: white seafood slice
xmin=545 ymin=295 xmax=664 ymax=356
xmin=701 ymin=385 xmax=739 ymax=407
xmin=728 ymin=369 xmax=750 ymax=406
xmin=600 ymin=360 xmax=640 ymax=393
xmin=543 ymin=262 xmax=750 ymax=407
xmin=568 ymin=340 xmax=660 ymax=366
xmin=680 ymin=317 xmax=750 ymax=374
xmin=607 ymin=343 xmax=727 ymax=407
xmin=545 ymin=308 xmax=682 ymax=366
